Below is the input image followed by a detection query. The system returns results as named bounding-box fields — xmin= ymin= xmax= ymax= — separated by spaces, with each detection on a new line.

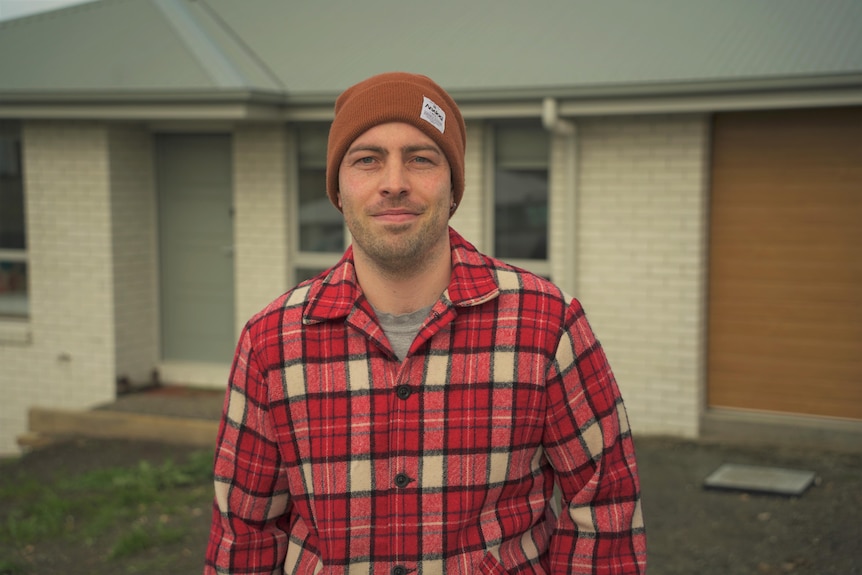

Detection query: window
xmin=0 ymin=121 xmax=28 ymax=317
xmin=491 ymin=121 xmax=549 ymax=272
xmin=292 ymin=123 xmax=345 ymax=283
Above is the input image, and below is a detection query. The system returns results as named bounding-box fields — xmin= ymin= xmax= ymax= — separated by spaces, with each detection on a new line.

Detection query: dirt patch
xmin=1 ymin=435 xmax=860 ymax=575
xmin=637 ymin=437 xmax=862 ymax=575
xmin=0 ymin=438 xmax=213 ymax=575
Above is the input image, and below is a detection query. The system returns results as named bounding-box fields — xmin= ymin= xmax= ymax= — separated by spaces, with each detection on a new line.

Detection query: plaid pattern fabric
xmin=205 ymin=228 xmax=646 ymax=575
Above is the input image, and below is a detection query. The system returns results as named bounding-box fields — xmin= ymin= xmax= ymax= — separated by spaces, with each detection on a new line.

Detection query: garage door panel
xmin=708 ymin=107 xmax=862 ymax=419
xmin=710 ymin=331 xmax=862 ymax=361
xmin=711 ymin=282 xmax=859 ymax=305
xmin=709 ymin=376 xmax=862 ymax=419
xmin=711 ymin=353 xmax=862 ymax=418
xmin=709 ymin=314 xmax=862 ymax=342
xmin=710 ymin=359 xmax=860 ymax=393
xmin=711 ymin=257 xmax=859 ymax=281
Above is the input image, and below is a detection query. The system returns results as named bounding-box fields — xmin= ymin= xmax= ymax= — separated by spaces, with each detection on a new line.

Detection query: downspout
xmin=542 ymin=98 xmax=578 ymax=296
xmin=542 ymin=97 xmax=575 ymax=135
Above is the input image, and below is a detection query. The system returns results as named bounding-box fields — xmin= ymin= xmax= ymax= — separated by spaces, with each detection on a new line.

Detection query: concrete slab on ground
xmin=704 ymin=463 xmax=817 ymax=496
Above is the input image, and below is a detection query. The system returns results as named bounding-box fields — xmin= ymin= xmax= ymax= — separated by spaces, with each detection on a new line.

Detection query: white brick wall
xmin=0 ymin=121 xmax=118 ymax=454
xmin=549 ymin=131 xmax=578 ymax=296
xmin=576 ymin=115 xmax=709 ymax=438
xmin=449 ymin=120 xmax=486 ymax=250
xmin=109 ymin=125 xmax=159 ymax=385
xmin=233 ymin=125 xmax=290 ymax=331
xmin=0 ymin=325 xmax=30 ymax=454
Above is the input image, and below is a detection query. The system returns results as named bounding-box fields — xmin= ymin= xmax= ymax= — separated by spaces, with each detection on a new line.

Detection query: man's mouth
xmin=370 ymin=203 xmax=423 ymax=223
xmin=373 ymin=210 xmax=418 ymax=224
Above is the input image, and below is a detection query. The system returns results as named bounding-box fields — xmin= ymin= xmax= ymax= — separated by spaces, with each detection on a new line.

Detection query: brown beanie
xmin=326 ymin=72 xmax=466 ymax=212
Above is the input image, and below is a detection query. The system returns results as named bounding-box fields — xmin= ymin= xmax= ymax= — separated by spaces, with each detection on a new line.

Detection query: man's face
xmin=337 ymin=122 xmax=453 ymax=275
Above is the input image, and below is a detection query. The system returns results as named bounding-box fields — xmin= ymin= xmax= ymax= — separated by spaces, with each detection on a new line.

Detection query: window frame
xmin=484 ymin=120 xmax=551 ymax=278
xmin=289 ymin=122 xmax=348 ymax=285
xmin=0 ymin=121 xmax=29 ymax=319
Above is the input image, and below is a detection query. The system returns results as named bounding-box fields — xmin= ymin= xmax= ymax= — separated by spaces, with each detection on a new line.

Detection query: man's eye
xmin=358 ymin=157 xmax=375 ymax=164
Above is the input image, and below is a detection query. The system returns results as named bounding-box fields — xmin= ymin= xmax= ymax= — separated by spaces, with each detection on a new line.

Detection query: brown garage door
xmin=708 ymin=107 xmax=862 ymax=419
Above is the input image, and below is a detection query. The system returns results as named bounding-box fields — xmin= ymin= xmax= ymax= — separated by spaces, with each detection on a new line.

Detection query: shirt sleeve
xmin=543 ymin=299 xmax=647 ymax=575
xmin=204 ymin=322 xmax=292 ymax=575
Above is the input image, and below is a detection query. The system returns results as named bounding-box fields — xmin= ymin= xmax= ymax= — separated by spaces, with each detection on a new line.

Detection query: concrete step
xmin=26 ymin=406 xmax=219 ymax=449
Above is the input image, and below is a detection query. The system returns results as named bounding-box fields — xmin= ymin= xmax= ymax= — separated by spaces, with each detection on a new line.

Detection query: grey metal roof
xmin=1 ymin=0 xmax=861 ymax=106
xmin=0 ymin=0 xmax=283 ymax=100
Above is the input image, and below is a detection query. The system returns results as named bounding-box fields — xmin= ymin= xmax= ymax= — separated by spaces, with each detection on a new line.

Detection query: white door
xmin=156 ymin=134 xmax=235 ymax=364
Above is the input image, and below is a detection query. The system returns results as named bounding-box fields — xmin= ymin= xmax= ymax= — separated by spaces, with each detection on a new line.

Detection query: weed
xmin=109 ymin=523 xmax=185 ymax=560
xmin=0 ymin=450 xmax=213 ymax=555
xmin=0 ymin=558 xmax=25 ymax=575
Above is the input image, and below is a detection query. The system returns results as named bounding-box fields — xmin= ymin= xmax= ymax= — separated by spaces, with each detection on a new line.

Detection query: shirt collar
xmin=303 ymin=227 xmax=500 ymax=324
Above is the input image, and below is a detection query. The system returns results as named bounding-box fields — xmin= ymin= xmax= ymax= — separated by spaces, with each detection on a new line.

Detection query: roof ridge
xmin=193 ymin=0 xmax=286 ymax=93
xmin=151 ymin=0 xmax=246 ymax=88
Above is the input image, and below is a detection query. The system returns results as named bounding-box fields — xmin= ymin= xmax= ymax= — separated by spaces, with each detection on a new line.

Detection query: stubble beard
xmin=344 ymin=200 xmax=450 ymax=278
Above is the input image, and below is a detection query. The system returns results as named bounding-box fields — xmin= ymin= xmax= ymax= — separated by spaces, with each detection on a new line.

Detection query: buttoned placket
xmin=385 ymin=305 xmax=452 ymax=572
xmin=391 ymin=361 xmax=416 ymax=490
xmin=388 ymin=353 xmax=418 ymax=572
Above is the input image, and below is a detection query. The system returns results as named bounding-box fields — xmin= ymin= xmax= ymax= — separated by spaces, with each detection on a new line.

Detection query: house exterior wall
xmin=0 ymin=121 xmax=118 ymax=454
xmin=576 ymin=114 xmax=710 ymax=438
xmin=452 ymin=115 xmax=708 ymax=438
xmin=233 ymin=124 xmax=291 ymax=332
xmin=0 ymin=113 xmax=711 ymax=454
xmin=449 ymin=120 xmax=486 ymax=250
xmin=549 ymin=130 xmax=578 ymax=296
xmin=109 ymin=124 xmax=159 ymax=386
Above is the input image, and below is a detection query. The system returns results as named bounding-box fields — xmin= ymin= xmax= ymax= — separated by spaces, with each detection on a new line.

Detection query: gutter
xmin=1 ymin=73 xmax=861 ymax=121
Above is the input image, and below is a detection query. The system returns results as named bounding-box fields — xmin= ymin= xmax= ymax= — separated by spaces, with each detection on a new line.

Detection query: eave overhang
xmin=1 ymin=73 xmax=860 ymax=122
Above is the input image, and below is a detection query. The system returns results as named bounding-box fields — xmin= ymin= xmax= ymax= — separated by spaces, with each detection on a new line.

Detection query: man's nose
xmin=380 ymin=162 xmax=409 ymax=196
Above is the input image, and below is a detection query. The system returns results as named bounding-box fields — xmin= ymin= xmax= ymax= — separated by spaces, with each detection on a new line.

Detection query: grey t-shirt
xmin=374 ymin=305 xmax=433 ymax=361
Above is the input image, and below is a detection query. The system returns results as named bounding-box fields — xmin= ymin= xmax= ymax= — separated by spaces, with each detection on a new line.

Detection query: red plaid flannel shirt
xmin=205 ymin=228 xmax=646 ymax=574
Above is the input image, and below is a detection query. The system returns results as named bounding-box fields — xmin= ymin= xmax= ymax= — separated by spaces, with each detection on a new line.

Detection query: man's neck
xmin=353 ymin=241 xmax=452 ymax=316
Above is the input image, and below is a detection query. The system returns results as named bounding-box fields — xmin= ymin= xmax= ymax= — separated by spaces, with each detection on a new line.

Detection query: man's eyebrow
xmin=345 ymin=144 xmax=386 ymax=156
xmin=403 ymin=144 xmax=442 ymax=155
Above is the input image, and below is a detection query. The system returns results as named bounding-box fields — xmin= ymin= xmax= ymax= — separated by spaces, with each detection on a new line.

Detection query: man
xmin=205 ymin=72 xmax=646 ymax=574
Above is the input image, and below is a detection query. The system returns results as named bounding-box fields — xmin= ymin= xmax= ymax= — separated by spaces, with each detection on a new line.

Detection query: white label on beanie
xmin=420 ymin=96 xmax=446 ymax=134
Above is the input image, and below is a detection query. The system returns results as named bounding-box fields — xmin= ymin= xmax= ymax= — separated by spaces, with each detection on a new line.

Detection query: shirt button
xmin=396 ymin=385 xmax=412 ymax=400
xmin=392 ymin=566 xmax=407 ymax=575
xmin=394 ymin=473 xmax=411 ymax=488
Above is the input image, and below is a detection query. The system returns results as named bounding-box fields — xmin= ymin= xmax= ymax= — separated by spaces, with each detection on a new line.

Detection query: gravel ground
xmin=1 ymin=433 xmax=860 ymax=574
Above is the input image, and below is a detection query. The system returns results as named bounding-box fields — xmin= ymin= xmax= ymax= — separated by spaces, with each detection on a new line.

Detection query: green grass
xmin=109 ymin=523 xmax=186 ymax=560
xmin=0 ymin=449 xmax=213 ymax=566
xmin=0 ymin=558 xmax=26 ymax=575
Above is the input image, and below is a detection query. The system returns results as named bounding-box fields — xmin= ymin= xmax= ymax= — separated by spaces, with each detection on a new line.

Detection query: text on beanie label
xmin=420 ymin=96 xmax=446 ymax=134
